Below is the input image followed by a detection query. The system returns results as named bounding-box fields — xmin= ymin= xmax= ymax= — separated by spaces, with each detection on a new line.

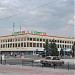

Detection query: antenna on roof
xmin=13 ymin=22 xmax=15 ymax=33
xmin=20 ymin=26 xmax=21 ymax=33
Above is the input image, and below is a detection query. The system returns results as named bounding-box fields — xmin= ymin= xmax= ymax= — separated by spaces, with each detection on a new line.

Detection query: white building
xmin=0 ymin=31 xmax=75 ymax=55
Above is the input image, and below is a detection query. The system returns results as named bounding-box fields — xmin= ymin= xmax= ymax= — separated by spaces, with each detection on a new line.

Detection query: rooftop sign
xmin=13 ymin=30 xmax=46 ymax=35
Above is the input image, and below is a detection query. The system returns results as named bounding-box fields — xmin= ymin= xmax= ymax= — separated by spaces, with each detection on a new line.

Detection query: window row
xmin=0 ymin=38 xmax=26 ymax=43
xmin=0 ymin=43 xmax=72 ymax=49
xmin=0 ymin=37 xmax=74 ymax=44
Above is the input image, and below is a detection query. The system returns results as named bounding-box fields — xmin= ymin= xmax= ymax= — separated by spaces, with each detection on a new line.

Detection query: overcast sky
xmin=0 ymin=0 xmax=74 ymax=37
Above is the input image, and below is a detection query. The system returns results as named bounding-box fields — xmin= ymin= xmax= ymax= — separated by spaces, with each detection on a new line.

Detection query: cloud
xmin=0 ymin=0 xmax=74 ymax=37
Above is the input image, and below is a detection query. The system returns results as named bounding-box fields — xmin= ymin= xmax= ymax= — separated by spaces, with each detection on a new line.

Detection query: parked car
xmin=40 ymin=56 xmax=64 ymax=66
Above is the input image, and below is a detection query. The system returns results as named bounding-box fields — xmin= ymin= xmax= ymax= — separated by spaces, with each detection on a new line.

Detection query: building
xmin=0 ymin=30 xmax=75 ymax=55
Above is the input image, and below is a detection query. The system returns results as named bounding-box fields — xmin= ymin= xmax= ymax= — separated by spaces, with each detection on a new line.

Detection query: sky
xmin=0 ymin=0 xmax=74 ymax=37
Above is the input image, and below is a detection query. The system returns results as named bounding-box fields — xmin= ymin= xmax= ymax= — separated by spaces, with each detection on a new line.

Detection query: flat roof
xmin=0 ymin=33 xmax=74 ymax=39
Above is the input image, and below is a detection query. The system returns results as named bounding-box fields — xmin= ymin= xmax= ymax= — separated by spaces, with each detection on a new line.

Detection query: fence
xmin=0 ymin=58 xmax=75 ymax=70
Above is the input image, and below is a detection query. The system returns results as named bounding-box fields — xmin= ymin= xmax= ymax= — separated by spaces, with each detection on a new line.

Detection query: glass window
xmin=27 ymin=42 xmax=29 ymax=47
xmin=43 ymin=39 xmax=45 ymax=42
xmin=10 ymin=39 xmax=12 ymax=42
xmin=3 ymin=44 xmax=5 ymax=48
xmin=40 ymin=43 xmax=42 ymax=47
xmin=40 ymin=39 xmax=42 ymax=41
xmin=15 ymin=43 xmax=17 ymax=47
xmin=18 ymin=38 xmax=20 ymax=41
xmin=21 ymin=43 xmax=23 ymax=47
xmin=18 ymin=43 xmax=20 ymax=47
xmin=13 ymin=43 xmax=14 ymax=47
xmin=30 ymin=43 xmax=32 ymax=47
xmin=15 ymin=38 xmax=17 ymax=41
xmin=27 ymin=38 xmax=29 ymax=41
xmin=6 ymin=44 xmax=7 ymax=48
xmin=37 ymin=38 xmax=39 ymax=41
xmin=10 ymin=43 xmax=12 ymax=47
xmin=8 ymin=44 xmax=9 ymax=48
xmin=37 ymin=43 xmax=39 ymax=47
xmin=33 ymin=43 xmax=36 ymax=47
xmin=21 ymin=38 xmax=23 ymax=41
xmin=24 ymin=43 xmax=26 ymax=47
xmin=1 ymin=44 xmax=2 ymax=48
xmin=30 ymin=38 xmax=32 ymax=41
xmin=33 ymin=38 xmax=36 ymax=41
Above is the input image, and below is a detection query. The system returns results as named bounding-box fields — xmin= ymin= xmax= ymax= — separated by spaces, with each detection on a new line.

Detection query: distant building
xmin=0 ymin=31 xmax=75 ymax=55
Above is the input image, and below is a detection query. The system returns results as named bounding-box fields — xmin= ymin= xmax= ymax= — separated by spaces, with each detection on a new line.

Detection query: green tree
xmin=44 ymin=39 xmax=59 ymax=56
xmin=43 ymin=39 xmax=49 ymax=56
xmin=43 ymin=39 xmax=49 ymax=52
xmin=49 ymin=39 xmax=59 ymax=56
xmin=42 ymin=39 xmax=59 ymax=57
xmin=72 ymin=42 xmax=75 ymax=58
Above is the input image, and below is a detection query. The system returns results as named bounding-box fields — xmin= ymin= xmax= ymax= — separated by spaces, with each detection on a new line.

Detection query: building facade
xmin=0 ymin=32 xmax=75 ymax=55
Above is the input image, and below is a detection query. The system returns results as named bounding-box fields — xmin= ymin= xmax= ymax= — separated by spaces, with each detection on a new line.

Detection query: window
xmin=40 ymin=43 xmax=42 ymax=47
xmin=15 ymin=38 xmax=17 ymax=41
xmin=1 ymin=44 xmax=2 ymax=48
xmin=13 ymin=43 xmax=14 ymax=47
xmin=27 ymin=42 xmax=29 ymax=47
xmin=33 ymin=38 xmax=36 ymax=41
xmin=3 ymin=44 xmax=5 ymax=48
xmin=27 ymin=38 xmax=29 ymax=41
xmin=21 ymin=38 xmax=23 ymax=41
xmin=33 ymin=43 xmax=36 ymax=47
xmin=24 ymin=43 xmax=26 ymax=47
xmin=43 ymin=39 xmax=45 ymax=42
xmin=40 ymin=39 xmax=42 ymax=41
xmin=18 ymin=38 xmax=20 ymax=41
xmin=6 ymin=44 xmax=7 ymax=48
xmin=15 ymin=43 xmax=17 ymax=47
xmin=57 ymin=40 xmax=59 ymax=43
xmin=18 ymin=43 xmax=20 ymax=47
xmin=21 ymin=43 xmax=23 ymax=47
xmin=37 ymin=43 xmax=39 ymax=47
xmin=10 ymin=43 xmax=12 ymax=47
xmin=8 ymin=44 xmax=9 ymax=48
xmin=10 ymin=39 xmax=12 ymax=42
xmin=30 ymin=43 xmax=32 ymax=47
xmin=8 ymin=39 xmax=10 ymax=42
xmin=30 ymin=38 xmax=32 ymax=41
xmin=37 ymin=38 xmax=39 ymax=41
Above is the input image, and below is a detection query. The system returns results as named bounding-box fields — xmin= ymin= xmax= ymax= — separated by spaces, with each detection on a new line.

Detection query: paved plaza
xmin=0 ymin=55 xmax=75 ymax=75
xmin=0 ymin=64 xmax=75 ymax=75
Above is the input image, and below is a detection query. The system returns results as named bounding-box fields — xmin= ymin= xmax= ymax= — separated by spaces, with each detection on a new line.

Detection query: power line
xmin=0 ymin=0 xmax=58 ymax=20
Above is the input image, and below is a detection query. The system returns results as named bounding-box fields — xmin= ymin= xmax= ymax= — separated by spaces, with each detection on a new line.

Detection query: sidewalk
xmin=0 ymin=64 xmax=74 ymax=75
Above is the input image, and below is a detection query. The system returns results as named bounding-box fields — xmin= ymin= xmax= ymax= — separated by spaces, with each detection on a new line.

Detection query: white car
xmin=40 ymin=56 xmax=64 ymax=66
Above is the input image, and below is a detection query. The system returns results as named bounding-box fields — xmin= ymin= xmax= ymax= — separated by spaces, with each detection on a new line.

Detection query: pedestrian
xmin=2 ymin=54 xmax=5 ymax=64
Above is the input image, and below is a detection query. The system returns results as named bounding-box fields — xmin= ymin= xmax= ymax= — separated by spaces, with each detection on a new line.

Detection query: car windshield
xmin=45 ymin=56 xmax=60 ymax=60
xmin=45 ymin=57 xmax=51 ymax=59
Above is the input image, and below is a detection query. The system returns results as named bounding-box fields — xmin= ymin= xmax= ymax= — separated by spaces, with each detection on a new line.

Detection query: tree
xmin=49 ymin=39 xmax=59 ymax=56
xmin=43 ymin=39 xmax=49 ymax=52
xmin=44 ymin=39 xmax=59 ymax=56
xmin=72 ymin=42 xmax=75 ymax=58
xmin=43 ymin=39 xmax=49 ymax=56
